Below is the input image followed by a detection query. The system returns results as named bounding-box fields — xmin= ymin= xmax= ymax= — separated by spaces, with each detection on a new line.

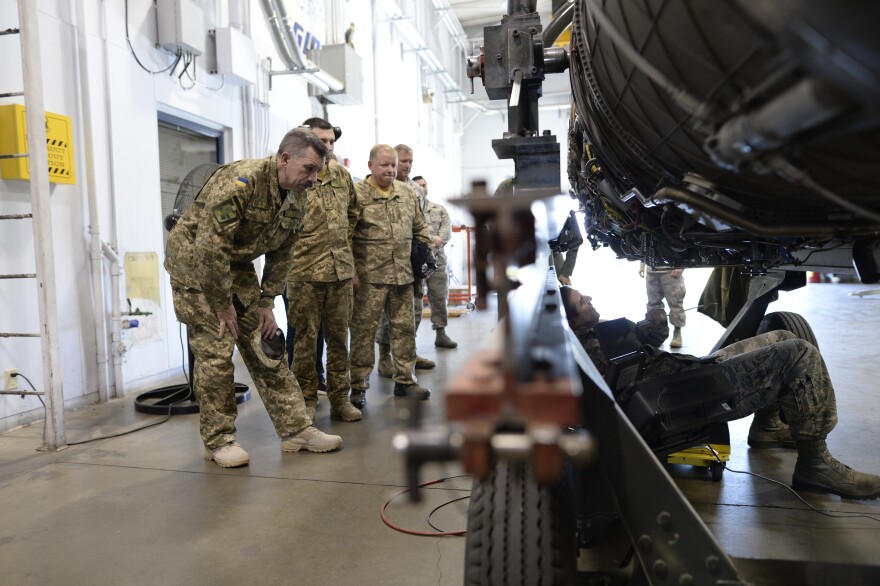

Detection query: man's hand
xmin=671 ymin=268 xmax=683 ymax=278
xmin=216 ymin=305 xmax=239 ymax=340
xmin=638 ymin=263 xmax=645 ymax=278
xmin=558 ymin=275 xmax=571 ymax=286
xmin=257 ymin=307 xmax=277 ymax=339
xmin=433 ymin=236 xmax=444 ymax=249
xmin=353 ymin=274 xmax=361 ymax=290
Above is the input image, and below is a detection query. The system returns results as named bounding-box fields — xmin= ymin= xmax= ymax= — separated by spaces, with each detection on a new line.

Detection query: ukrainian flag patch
xmin=235 ymin=176 xmax=249 ymax=187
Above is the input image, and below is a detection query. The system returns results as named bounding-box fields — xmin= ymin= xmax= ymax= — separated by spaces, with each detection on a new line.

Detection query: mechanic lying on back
xmin=560 ymin=285 xmax=880 ymax=500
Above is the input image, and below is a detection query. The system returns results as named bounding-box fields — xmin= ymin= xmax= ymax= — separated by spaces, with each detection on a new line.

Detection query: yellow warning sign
xmin=0 ymin=104 xmax=76 ymax=185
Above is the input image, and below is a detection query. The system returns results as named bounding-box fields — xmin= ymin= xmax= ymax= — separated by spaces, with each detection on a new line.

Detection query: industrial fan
xmin=135 ymin=163 xmax=251 ymax=414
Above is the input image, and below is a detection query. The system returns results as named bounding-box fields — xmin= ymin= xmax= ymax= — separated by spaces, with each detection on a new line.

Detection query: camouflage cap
xmin=252 ymin=328 xmax=286 ymax=368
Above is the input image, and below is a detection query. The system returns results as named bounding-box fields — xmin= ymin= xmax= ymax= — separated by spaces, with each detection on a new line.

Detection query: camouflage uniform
xmin=164 ymin=156 xmax=311 ymax=450
xmin=376 ymin=177 xmax=427 ymax=342
xmin=422 ymin=199 xmax=452 ymax=330
xmin=578 ymin=322 xmax=836 ymax=441
xmin=350 ymin=179 xmax=431 ymax=389
xmin=645 ymin=267 xmax=686 ymax=328
xmin=287 ymin=161 xmax=358 ymax=410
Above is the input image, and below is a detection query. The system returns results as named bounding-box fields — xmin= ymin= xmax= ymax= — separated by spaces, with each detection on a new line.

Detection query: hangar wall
xmin=0 ymin=0 xmax=469 ymax=432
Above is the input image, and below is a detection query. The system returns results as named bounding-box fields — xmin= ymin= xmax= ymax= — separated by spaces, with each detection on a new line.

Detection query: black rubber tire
xmin=756 ymin=311 xmax=819 ymax=349
xmin=710 ymin=461 xmax=725 ymax=482
xmin=464 ymin=461 xmax=577 ymax=586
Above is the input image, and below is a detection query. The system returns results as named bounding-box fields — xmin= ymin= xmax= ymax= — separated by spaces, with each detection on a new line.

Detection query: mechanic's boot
xmin=349 ymin=389 xmax=367 ymax=409
xmin=415 ymin=355 xmax=436 ymax=369
xmin=792 ymin=439 xmax=880 ymax=500
xmin=670 ymin=327 xmax=682 ymax=348
xmin=434 ymin=328 xmax=458 ymax=348
xmin=330 ymin=397 xmax=363 ymax=422
xmin=378 ymin=343 xmax=395 ymax=378
xmin=748 ymin=405 xmax=795 ymax=449
xmin=393 ymin=382 xmax=431 ymax=400
xmin=281 ymin=427 xmax=342 ymax=453
xmin=205 ymin=442 xmax=250 ymax=468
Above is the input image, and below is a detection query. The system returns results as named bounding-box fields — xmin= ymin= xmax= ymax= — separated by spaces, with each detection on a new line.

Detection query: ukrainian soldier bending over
xmin=165 ymin=127 xmax=342 ymax=468
xmin=349 ymin=144 xmax=433 ymax=408
xmin=560 ymin=285 xmax=880 ymax=499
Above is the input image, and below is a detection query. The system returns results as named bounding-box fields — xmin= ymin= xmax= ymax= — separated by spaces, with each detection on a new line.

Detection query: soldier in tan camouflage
xmin=349 ymin=144 xmax=433 ymax=407
xmin=164 ymin=128 xmax=342 ymax=468
xmin=287 ymin=118 xmax=361 ymax=423
xmin=639 ymin=262 xmax=686 ymax=348
xmin=560 ymin=285 xmax=880 ymax=500
xmin=374 ymin=145 xmax=436 ymax=377
xmin=412 ymin=175 xmax=457 ymax=349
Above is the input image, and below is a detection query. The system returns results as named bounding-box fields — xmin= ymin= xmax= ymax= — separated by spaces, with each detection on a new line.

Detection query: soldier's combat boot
xmin=205 ymin=442 xmax=250 ymax=468
xmin=281 ymin=427 xmax=343 ymax=453
xmin=378 ymin=343 xmax=395 ymax=378
xmin=792 ymin=439 xmax=880 ymax=500
xmin=415 ymin=355 xmax=436 ymax=369
xmin=670 ymin=327 xmax=682 ymax=348
xmin=330 ymin=400 xmax=363 ymax=422
xmin=434 ymin=328 xmax=458 ymax=348
xmin=349 ymin=389 xmax=367 ymax=409
xmin=393 ymin=382 xmax=431 ymax=400
xmin=748 ymin=405 xmax=795 ymax=449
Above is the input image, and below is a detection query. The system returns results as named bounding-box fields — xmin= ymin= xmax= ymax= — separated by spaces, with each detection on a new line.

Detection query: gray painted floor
xmin=2 ymin=281 xmax=880 ymax=584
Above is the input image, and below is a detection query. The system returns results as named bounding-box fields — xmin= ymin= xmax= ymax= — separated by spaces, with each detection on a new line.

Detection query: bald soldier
xmin=375 ymin=144 xmax=436 ymax=377
xmin=348 ymin=144 xmax=433 ymax=408
xmin=165 ymin=128 xmax=342 ymax=468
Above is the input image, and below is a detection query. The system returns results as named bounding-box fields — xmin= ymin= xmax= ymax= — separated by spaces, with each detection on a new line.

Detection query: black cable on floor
xmin=704 ymin=444 xmax=880 ymax=524
xmin=14 ymin=372 xmax=185 ymax=446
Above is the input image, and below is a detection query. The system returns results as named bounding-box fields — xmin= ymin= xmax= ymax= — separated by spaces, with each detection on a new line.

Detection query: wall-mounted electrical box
xmin=213 ymin=27 xmax=256 ymax=86
xmin=157 ymin=0 xmax=205 ymax=55
xmin=309 ymin=43 xmax=363 ymax=106
xmin=0 ymin=104 xmax=76 ymax=184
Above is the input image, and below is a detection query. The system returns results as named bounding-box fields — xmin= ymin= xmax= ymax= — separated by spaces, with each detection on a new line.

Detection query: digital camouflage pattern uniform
xmin=165 ymin=156 xmax=312 ymax=450
xmin=575 ymin=321 xmax=836 ymax=442
xmin=376 ymin=178 xmax=427 ymax=344
xmin=422 ymin=199 xmax=452 ymax=330
xmin=350 ymin=179 xmax=431 ymax=389
xmin=645 ymin=267 xmax=686 ymax=328
xmin=287 ymin=160 xmax=358 ymax=411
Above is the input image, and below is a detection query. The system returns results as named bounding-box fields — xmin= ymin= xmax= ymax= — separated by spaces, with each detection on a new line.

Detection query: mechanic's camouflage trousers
xmin=352 ymin=282 xmax=418 ymax=388
xmin=425 ymin=256 xmax=449 ymax=330
xmin=288 ymin=279 xmax=353 ymax=408
xmin=646 ymin=271 xmax=686 ymax=328
xmin=171 ymin=286 xmax=311 ymax=450
xmin=376 ymin=278 xmax=423 ymax=343
xmin=712 ymin=330 xmax=837 ymax=440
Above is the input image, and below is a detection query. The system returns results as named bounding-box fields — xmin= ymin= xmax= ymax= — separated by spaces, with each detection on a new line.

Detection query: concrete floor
xmin=2 ymin=281 xmax=880 ymax=584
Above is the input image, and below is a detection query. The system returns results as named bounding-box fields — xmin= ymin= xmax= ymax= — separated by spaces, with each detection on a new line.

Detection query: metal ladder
xmin=0 ymin=2 xmax=67 ymax=450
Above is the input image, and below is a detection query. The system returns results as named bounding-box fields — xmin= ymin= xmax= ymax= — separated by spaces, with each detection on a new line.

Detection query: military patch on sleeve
xmin=234 ymin=176 xmax=249 ymax=187
xmin=212 ymin=198 xmax=240 ymax=225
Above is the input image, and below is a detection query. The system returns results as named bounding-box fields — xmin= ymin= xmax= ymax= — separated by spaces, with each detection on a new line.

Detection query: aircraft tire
xmin=756 ymin=311 xmax=819 ymax=348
